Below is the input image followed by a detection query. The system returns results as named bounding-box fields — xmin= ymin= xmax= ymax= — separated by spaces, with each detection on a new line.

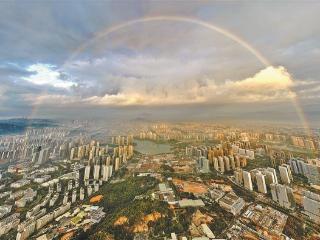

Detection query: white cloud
xmin=230 ymin=66 xmax=293 ymax=90
xmin=23 ymin=64 xmax=76 ymax=89
xmin=83 ymin=65 xmax=295 ymax=105
xmin=29 ymin=63 xmax=296 ymax=107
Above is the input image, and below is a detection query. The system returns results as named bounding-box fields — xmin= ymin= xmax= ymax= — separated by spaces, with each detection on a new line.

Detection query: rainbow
xmin=31 ymin=16 xmax=312 ymax=136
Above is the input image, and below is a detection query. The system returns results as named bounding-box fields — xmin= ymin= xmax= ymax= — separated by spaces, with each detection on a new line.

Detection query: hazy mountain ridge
xmin=0 ymin=118 xmax=58 ymax=135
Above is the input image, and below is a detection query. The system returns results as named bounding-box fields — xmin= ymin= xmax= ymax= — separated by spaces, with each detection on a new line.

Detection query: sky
xmin=0 ymin=1 xmax=319 ymax=125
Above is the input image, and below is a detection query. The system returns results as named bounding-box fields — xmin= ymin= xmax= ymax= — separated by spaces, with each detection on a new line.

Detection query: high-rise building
xmin=93 ymin=165 xmax=100 ymax=180
xmin=279 ymin=164 xmax=292 ymax=184
xmin=79 ymin=187 xmax=85 ymax=201
xmin=102 ymin=165 xmax=109 ymax=181
xmin=267 ymin=168 xmax=278 ymax=184
xmin=87 ymin=186 xmax=92 ymax=196
xmin=56 ymin=182 xmax=61 ymax=192
xmin=67 ymin=180 xmax=73 ymax=191
xmin=115 ymin=158 xmax=120 ymax=171
xmin=213 ymin=157 xmax=219 ymax=172
xmin=84 ymin=165 xmax=90 ymax=180
xmin=234 ymin=169 xmax=243 ymax=185
xmin=243 ymin=171 xmax=253 ymax=191
xmin=37 ymin=148 xmax=49 ymax=165
xmin=235 ymin=155 xmax=241 ymax=168
xmin=70 ymin=147 xmax=76 ymax=160
xmin=218 ymin=156 xmax=225 ymax=173
xmin=289 ymin=158 xmax=320 ymax=185
xmin=229 ymin=155 xmax=236 ymax=170
xmin=94 ymin=183 xmax=99 ymax=192
xmin=270 ymin=183 xmax=295 ymax=209
xmin=264 ymin=169 xmax=277 ymax=186
xmin=63 ymin=193 xmax=68 ymax=205
xmin=256 ymin=172 xmax=267 ymax=194
xmin=71 ymin=190 xmax=77 ymax=203
xmin=108 ymin=165 xmax=113 ymax=177
xmin=224 ymin=156 xmax=230 ymax=171
xmin=198 ymin=157 xmax=210 ymax=173
xmin=303 ymin=190 xmax=320 ymax=224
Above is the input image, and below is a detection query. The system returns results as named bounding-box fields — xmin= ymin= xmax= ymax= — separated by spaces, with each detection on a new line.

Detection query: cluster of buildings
xmin=242 ymin=204 xmax=288 ymax=236
xmin=0 ymin=130 xmax=135 ymax=239
xmin=210 ymin=189 xmax=245 ymax=215
xmin=0 ymin=205 xmax=12 ymax=218
xmin=82 ymin=140 xmax=134 ymax=186
xmin=14 ymin=188 xmax=38 ymax=208
xmin=136 ymin=123 xmax=319 ymax=153
xmin=16 ymin=202 xmax=72 ymax=240
xmin=234 ymin=165 xmax=296 ymax=209
xmin=111 ymin=135 xmax=134 ymax=145
xmin=187 ymin=145 xmax=249 ymax=174
xmin=18 ymin=203 xmax=106 ymax=240
xmin=0 ymin=213 xmax=20 ymax=236
xmin=226 ymin=204 xmax=290 ymax=240
xmin=289 ymin=157 xmax=320 ymax=185
xmin=139 ymin=131 xmax=158 ymax=141
xmin=0 ymin=159 xmax=110 ymax=239
xmin=157 ymin=182 xmax=176 ymax=204
xmin=1 ymin=122 xmax=320 ymax=239
xmin=141 ymin=123 xmax=262 ymax=143
xmin=233 ymin=159 xmax=320 ymax=220
xmin=264 ymin=133 xmax=318 ymax=151
xmin=71 ymin=138 xmax=134 ymax=164
xmin=291 ymin=136 xmax=317 ymax=150
xmin=302 ymin=190 xmax=320 ymax=224
xmin=0 ymin=128 xmax=69 ymax=164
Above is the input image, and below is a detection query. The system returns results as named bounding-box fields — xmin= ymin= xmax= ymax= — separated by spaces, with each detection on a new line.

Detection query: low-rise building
xmin=218 ymin=192 xmax=245 ymax=215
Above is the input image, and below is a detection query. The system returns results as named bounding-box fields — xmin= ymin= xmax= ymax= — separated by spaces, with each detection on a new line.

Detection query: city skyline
xmin=1 ymin=2 xmax=320 ymax=238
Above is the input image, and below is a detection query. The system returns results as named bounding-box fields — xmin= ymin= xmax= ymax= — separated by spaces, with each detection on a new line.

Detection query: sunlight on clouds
xmin=84 ymin=66 xmax=295 ymax=105
xmin=231 ymin=66 xmax=293 ymax=90
xmin=27 ymin=65 xmax=296 ymax=106
xmin=23 ymin=64 xmax=76 ymax=89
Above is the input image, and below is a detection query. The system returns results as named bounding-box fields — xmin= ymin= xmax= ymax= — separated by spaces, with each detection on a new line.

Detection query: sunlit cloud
xmin=230 ymin=66 xmax=293 ymax=90
xmin=28 ymin=65 xmax=296 ymax=106
xmin=23 ymin=64 xmax=76 ymax=89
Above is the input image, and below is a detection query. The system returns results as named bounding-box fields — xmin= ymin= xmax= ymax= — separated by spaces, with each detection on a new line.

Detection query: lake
xmin=134 ymin=139 xmax=172 ymax=155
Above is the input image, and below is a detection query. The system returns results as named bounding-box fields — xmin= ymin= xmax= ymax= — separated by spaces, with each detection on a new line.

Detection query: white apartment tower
xmin=243 ymin=171 xmax=253 ymax=191
xmin=256 ymin=172 xmax=267 ymax=194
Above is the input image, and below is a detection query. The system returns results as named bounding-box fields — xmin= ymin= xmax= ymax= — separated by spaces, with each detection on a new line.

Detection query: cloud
xmin=0 ymin=1 xmax=319 ymax=119
xmin=230 ymin=66 xmax=293 ymax=90
xmin=22 ymin=64 xmax=76 ymax=89
xmin=29 ymin=63 xmax=295 ymax=107
xmin=87 ymin=65 xmax=295 ymax=105
xmin=221 ymin=66 xmax=296 ymax=102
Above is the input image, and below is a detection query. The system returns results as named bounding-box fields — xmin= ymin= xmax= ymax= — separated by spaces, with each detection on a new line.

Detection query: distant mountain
xmin=0 ymin=118 xmax=58 ymax=135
